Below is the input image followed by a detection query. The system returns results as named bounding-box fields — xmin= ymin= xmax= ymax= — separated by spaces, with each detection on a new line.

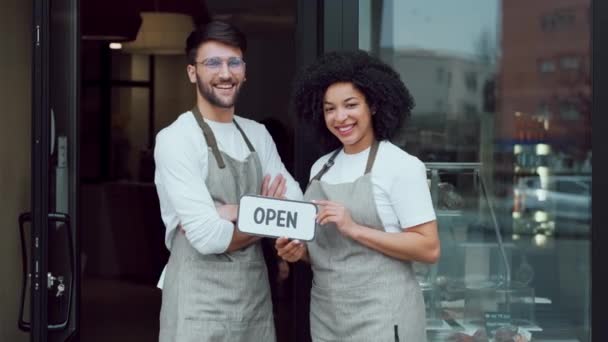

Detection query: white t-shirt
xmin=154 ymin=111 xmax=303 ymax=254
xmin=309 ymin=141 xmax=435 ymax=232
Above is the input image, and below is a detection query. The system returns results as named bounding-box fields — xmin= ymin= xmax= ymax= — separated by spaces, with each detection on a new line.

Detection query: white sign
xmin=237 ymin=195 xmax=317 ymax=241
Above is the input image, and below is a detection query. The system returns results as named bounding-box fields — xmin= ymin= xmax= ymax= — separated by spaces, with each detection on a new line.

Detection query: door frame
xmin=31 ymin=0 xmax=51 ymax=338
xmin=30 ymin=0 xmax=80 ymax=340
xmin=292 ymin=1 xmax=359 ymax=341
xmin=592 ymin=1 xmax=606 ymax=340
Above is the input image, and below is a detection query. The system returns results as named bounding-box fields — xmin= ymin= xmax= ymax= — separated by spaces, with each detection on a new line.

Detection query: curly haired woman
xmin=276 ymin=50 xmax=440 ymax=342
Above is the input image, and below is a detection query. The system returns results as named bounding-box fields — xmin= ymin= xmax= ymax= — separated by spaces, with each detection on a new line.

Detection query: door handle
xmin=18 ymin=212 xmax=30 ymax=331
xmin=18 ymin=212 xmax=75 ymax=332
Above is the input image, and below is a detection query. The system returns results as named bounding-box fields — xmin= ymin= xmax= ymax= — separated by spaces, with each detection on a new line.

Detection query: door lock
xmin=56 ymin=277 xmax=65 ymax=297
xmin=47 ymin=272 xmax=65 ymax=297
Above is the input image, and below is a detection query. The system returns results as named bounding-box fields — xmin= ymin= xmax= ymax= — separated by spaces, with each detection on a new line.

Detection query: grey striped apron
xmin=305 ymin=141 xmax=427 ymax=342
xmin=159 ymin=109 xmax=275 ymax=342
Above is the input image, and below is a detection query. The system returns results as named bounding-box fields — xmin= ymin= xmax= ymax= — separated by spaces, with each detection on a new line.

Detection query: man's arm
xmin=216 ymin=174 xmax=287 ymax=252
xmin=155 ymin=131 xmax=234 ymax=254
xmin=226 ymin=230 xmax=261 ymax=252
xmin=211 ymin=203 xmax=259 ymax=252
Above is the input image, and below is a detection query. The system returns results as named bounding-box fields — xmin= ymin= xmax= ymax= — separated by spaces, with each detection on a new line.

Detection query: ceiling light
xmin=122 ymin=12 xmax=195 ymax=55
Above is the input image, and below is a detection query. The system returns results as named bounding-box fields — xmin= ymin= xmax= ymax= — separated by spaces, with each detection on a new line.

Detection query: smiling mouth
xmin=214 ymin=83 xmax=236 ymax=91
xmin=335 ymin=124 xmax=355 ymax=135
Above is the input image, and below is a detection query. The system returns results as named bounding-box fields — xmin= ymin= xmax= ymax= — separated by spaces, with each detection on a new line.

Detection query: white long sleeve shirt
xmin=154 ymin=111 xmax=303 ymax=256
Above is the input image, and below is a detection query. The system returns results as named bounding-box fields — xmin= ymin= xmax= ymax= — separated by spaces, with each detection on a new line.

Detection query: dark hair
xmin=185 ymin=20 xmax=247 ymax=64
xmin=292 ymin=50 xmax=414 ymax=151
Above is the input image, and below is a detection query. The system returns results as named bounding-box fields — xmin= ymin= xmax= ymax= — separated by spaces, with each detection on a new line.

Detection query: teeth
xmin=337 ymin=125 xmax=353 ymax=132
xmin=215 ymin=84 xmax=234 ymax=89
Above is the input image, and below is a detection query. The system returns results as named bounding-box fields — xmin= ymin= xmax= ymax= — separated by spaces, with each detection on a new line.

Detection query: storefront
xmin=6 ymin=0 xmax=602 ymax=341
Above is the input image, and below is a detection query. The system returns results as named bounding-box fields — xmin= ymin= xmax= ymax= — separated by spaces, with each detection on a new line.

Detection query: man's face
xmin=187 ymin=41 xmax=246 ymax=109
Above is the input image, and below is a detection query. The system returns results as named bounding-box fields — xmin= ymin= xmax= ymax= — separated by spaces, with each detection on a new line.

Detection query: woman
xmin=276 ymin=50 xmax=440 ymax=341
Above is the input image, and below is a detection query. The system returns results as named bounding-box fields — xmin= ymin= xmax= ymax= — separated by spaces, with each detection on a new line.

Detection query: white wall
xmin=0 ymin=0 xmax=32 ymax=341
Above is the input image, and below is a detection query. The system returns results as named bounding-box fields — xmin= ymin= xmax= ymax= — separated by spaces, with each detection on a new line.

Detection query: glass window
xmin=437 ymin=67 xmax=445 ymax=83
xmin=359 ymin=0 xmax=591 ymax=341
xmin=465 ymin=71 xmax=478 ymax=92
xmin=540 ymin=8 xmax=576 ymax=32
xmin=561 ymin=56 xmax=581 ymax=70
xmin=539 ymin=59 xmax=556 ymax=73
xmin=560 ymin=101 xmax=581 ymax=120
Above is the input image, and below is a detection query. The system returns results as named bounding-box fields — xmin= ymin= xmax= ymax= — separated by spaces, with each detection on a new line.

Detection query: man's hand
xmin=215 ymin=203 xmax=238 ymax=222
xmin=277 ymin=260 xmax=290 ymax=282
xmin=261 ymin=174 xmax=287 ymax=199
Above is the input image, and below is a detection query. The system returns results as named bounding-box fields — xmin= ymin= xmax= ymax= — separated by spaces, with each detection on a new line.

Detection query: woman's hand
xmin=275 ymin=237 xmax=308 ymax=263
xmin=314 ymin=200 xmax=360 ymax=238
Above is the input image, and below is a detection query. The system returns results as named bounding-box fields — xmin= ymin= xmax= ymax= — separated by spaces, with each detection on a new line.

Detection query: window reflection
xmin=359 ymin=0 xmax=591 ymax=340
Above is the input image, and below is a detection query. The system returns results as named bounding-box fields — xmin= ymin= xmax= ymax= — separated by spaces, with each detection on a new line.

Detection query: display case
xmin=419 ymin=163 xmax=537 ymax=342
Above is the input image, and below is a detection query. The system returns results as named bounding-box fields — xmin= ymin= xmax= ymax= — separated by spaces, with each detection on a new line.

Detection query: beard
xmin=196 ymin=75 xmax=242 ymax=109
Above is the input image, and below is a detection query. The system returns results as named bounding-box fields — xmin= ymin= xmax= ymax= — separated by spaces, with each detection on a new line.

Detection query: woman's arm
xmin=315 ymin=200 xmax=440 ymax=263
xmin=349 ymin=220 xmax=439 ymax=263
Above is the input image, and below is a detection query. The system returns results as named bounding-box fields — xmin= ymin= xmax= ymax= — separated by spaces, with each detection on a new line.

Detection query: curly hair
xmin=292 ymin=50 xmax=414 ymax=151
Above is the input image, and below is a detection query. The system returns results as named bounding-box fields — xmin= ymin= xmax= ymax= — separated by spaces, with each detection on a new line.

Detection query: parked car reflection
xmin=512 ymin=175 xmax=591 ymax=236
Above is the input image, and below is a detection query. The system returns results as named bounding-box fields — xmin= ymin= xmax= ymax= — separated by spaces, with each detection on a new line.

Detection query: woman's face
xmin=323 ymin=82 xmax=375 ymax=154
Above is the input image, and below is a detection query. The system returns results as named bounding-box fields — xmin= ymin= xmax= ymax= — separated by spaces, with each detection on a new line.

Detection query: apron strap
xmin=309 ymin=148 xmax=341 ymax=184
xmin=308 ymin=140 xmax=380 ymax=187
xmin=364 ymin=140 xmax=380 ymax=174
xmin=233 ymin=119 xmax=256 ymax=153
xmin=191 ymin=107 xmax=256 ymax=169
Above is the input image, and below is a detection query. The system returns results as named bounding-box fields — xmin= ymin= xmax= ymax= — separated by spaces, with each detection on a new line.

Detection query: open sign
xmin=237 ymin=195 xmax=317 ymax=241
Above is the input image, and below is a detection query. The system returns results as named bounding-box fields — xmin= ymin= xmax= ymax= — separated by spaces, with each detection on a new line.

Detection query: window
xmin=358 ymin=1 xmax=591 ymax=340
xmin=541 ymin=9 xmax=576 ymax=32
xmin=539 ymin=59 xmax=556 ymax=73
xmin=560 ymin=101 xmax=580 ymax=120
xmin=464 ymin=71 xmax=478 ymax=91
xmin=560 ymin=56 xmax=580 ymax=70
xmin=436 ymin=67 xmax=445 ymax=83
xmin=461 ymin=102 xmax=479 ymax=115
xmin=538 ymin=102 xmax=551 ymax=118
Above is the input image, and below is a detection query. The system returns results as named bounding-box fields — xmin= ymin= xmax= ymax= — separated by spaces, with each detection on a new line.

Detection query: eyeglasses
xmin=195 ymin=56 xmax=246 ymax=73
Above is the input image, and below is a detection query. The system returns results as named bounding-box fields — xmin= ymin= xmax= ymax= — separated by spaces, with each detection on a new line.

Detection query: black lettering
xmin=253 ymin=207 xmax=265 ymax=224
xmin=277 ymin=210 xmax=286 ymax=227
xmin=265 ymin=208 xmax=277 ymax=225
xmin=287 ymin=212 xmax=298 ymax=229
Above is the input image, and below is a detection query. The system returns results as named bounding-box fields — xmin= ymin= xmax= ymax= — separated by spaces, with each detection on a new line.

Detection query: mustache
xmin=215 ymin=75 xmax=236 ymax=83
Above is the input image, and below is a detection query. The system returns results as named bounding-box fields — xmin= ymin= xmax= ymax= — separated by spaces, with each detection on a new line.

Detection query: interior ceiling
xmin=81 ymin=0 xmax=295 ymax=41
xmin=207 ymin=0 xmax=296 ymax=34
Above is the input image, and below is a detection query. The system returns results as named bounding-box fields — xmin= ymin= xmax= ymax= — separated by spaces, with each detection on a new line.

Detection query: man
xmin=154 ymin=21 xmax=302 ymax=342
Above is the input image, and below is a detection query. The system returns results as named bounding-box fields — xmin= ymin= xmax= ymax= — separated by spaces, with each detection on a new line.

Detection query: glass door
xmin=21 ymin=0 xmax=79 ymax=340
